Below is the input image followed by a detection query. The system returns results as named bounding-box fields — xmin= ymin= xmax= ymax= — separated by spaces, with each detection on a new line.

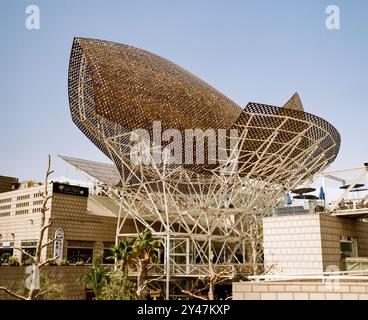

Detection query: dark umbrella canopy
xmin=294 ymin=194 xmax=319 ymax=200
xmin=285 ymin=193 xmax=292 ymax=205
xmin=291 ymin=187 xmax=316 ymax=194
xmin=340 ymin=183 xmax=365 ymax=190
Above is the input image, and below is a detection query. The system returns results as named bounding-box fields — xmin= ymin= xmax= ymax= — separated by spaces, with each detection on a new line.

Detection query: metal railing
xmin=247 ymin=269 xmax=368 ymax=282
xmin=127 ymin=263 xmax=237 ymax=278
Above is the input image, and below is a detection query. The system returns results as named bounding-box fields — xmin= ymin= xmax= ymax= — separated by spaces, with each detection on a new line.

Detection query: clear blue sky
xmin=0 ymin=0 xmax=367 ymax=181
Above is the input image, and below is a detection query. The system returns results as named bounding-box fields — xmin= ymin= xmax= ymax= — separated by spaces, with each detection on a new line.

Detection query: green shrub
xmin=22 ymin=258 xmax=34 ymax=266
xmin=98 ymin=271 xmax=135 ymax=300
xmin=48 ymin=259 xmax=58 ymax=266
xmin=60 ymin=259 xmax=70 ymax=266
xmin=1 ymin=253 xmax=10 ymax=264
xmin=8 ymin=256 xmax=19 ymax=266
xmin=79 ymin=265 xmax=109 ymax=298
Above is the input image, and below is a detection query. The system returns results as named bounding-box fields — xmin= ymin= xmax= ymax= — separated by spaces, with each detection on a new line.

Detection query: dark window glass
xmin=341 ymin=241 xmax=353 ymax=258
xmin=85 ymin=290 xmax=95 ymax=300
xmin=102 ymin=249 xmax=114 ymax=264
xmin=0 ymin=248 xmax=14 ymax=262
xmin=21 ymin=247 xmax=36 ymax=261
xmin=67 ymin=248 xmax=93 ymax=264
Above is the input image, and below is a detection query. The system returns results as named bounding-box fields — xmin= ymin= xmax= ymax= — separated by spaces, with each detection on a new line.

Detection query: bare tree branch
xmin=183 ymin=265 xmax=234 ymax=300
xmin=181 ymin=290 xmax=208 ymax=301
xmin=14 ymin=247 xmax=34 ymax=260
xmin=143 ymin=275 xmax=164 ymax=286
xmin=40 ymin=238 xmax=57 ymax=250
xmin=34 ymin=289 xmax=52 ymax=300
xmin=1 ymin=156 xmax=58 ymax=301
xmin=0 ymin=287 xmax=26 ymax=300
xmin=39 ymin=256 xmax=59 ymax=268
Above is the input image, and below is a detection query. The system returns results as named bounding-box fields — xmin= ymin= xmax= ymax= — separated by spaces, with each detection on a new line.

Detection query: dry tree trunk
xmin=208 ymin=281 xmax=215 ymax=301
xmin=135 ymin=258 xmax=164 ymax=299
xmin=182 ymin=265 xmax=233 ymax=300
xmin=135 ymin=258 xmax=149 ymax=299
xmin=0 ymin=155 xmax=56 ymax=300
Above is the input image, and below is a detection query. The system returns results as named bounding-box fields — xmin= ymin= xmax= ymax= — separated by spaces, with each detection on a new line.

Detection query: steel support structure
xmin=66 ymin=37 xmax=341 ymax=298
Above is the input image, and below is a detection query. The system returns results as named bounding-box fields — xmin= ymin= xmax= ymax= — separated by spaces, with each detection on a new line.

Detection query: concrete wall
xmin=0 ymin=266 xmax=90 ymax=300
xmin=233 ymin=281 xmax=368 ymax=300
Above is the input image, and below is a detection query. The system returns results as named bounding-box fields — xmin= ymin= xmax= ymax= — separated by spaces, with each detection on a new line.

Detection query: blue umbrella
xmin=319 ymin=186 xmax=325 ymax=200
xmin=285 ymin=193 xmax=292 ymax=205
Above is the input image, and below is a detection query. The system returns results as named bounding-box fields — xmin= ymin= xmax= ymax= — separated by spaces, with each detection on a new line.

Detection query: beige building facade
xmin=263 ymin=213 xmax=368 ymax=275
xmin=0 ymin=181 xmax=125 ymax=265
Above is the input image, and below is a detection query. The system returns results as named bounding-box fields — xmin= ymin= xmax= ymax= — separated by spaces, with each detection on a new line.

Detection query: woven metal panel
xmin=69 ymin=37 xmax=242 ymax=133
xmin=68 ymin=37 xmax=340 ymax=186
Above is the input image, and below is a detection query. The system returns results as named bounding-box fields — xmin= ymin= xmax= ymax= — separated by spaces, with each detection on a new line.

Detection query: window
xmin=16 ymin=202 xmax=29 ymax=208
xmin=0 ymin=212 xmax=10 ymax=217
xmin=17 ymin=195 xmax=30 ymax=201
xmin=67 ymin=248 xmax=93 ymax=264
xmin=0 ymin=248 xmax=14 ymax=262
xmin=102 ymin=242 xmax=114 ymax=264
xmin=21 ymin=247 xmax=36 ymax=262
xmin=15 ymin=209 xmax=28 ymax=215
xmin=102 ymin=249 xmax=114 ymax=264
xmin=340 ymin=236 xmax=358 ymax=258
xmin=67 ymin=240 xmax=94 ymax=264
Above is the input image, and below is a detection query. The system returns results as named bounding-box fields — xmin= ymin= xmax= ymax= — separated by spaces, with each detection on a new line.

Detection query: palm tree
xmin=133 ymin=229 xmax=162 ymax=299
xmin=110 ymin=238 xmax=134 ymax=273
xmin=79 ymin=265 xmax=108 ymax=299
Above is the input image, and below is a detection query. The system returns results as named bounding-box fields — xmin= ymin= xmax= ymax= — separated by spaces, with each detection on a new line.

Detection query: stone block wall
xmin=233 ymin=281 xmax=368 ymax=300
xmin=263 ymin=214 xmax=324 ymax=274
xmin=0 ymin=266 xmax=90 ymax=300
xmin=263 ymin=213 xmax=368 ymax=275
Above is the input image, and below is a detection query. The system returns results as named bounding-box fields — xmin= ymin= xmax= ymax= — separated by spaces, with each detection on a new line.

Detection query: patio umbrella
xmin=285 ymin=193 xmax=292 ymax=205
xmin=319 ymin=186 xmax=325 ymax=200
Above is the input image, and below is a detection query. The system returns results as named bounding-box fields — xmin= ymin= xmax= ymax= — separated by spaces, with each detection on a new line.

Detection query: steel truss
xmin=67 ymin=37 xmax=341 ymax=299
xmin=76 ymin=109 xmax=337 ymax=299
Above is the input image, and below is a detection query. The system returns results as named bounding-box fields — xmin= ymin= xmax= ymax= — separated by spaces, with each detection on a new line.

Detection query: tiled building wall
xmin=263 ymin=214 xmax=324 ymax=274
xmin=263 ymin=214 xmax=368 ymax=275
xmin=320 ymin=215 xmax=368 ymax=270
xmin=49 ymin=193 xmax=118 ymax=261
xmin=0 ymin=266 xmax=90 ymax=300
xmin=355 ymin=221 xmax=368 ymax=257
xmin=49 ymin=193 xmax=140 ymax=262
xmin=233 ymin=281 xmax=368 ymax=300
